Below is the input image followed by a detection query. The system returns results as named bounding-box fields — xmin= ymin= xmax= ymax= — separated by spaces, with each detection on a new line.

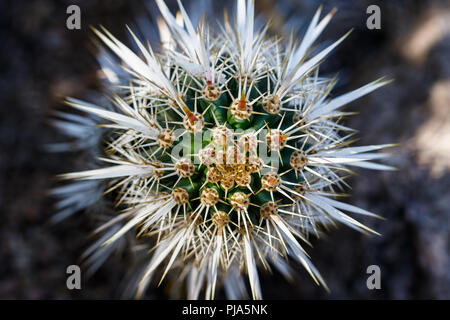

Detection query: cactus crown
xmin=55 ymin=0 xmax=393 ymax=299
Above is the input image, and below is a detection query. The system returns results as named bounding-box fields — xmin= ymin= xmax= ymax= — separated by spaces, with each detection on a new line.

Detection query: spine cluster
xmin=52 ymin=0 xmax=393 ymax=299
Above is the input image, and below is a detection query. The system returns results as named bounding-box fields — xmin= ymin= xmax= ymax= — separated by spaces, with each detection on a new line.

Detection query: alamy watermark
xmin=66 ymin=265 xmax=81 ymax=290
xmin=366 ymin=5 xmax=381 ymax=30
xmin=66 ymin=5 xmax=81 ymax=30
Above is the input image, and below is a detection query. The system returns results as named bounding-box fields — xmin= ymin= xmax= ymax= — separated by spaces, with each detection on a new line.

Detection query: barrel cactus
xmin=53 ymin=0 xmax=392 ymax=299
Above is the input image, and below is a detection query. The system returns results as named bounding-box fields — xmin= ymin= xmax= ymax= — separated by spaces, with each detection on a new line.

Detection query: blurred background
xmin=0 ymin=0 xmax=449 ymax=299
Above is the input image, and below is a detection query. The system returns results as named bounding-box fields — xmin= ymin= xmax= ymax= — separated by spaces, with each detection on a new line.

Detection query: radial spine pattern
xmin=55 ymin=0 xmax=393 ymax=299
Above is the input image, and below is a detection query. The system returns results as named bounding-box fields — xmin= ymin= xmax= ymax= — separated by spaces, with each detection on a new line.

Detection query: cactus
xmin=53 ymin=0 xmax=393 ymax=299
